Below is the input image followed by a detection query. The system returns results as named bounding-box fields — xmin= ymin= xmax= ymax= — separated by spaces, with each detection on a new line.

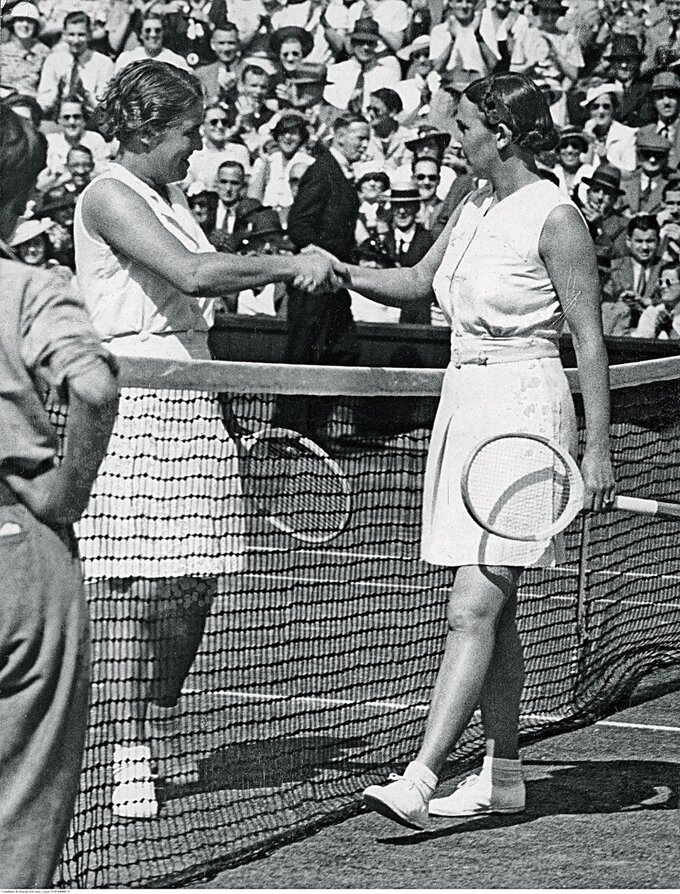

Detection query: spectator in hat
xmin=325 ymin=18 xmax=401 ymax=114
xmin=577 ymin=162 xmax=629 ymax=252
xmin=355 ymin=168 xmax=391 ymax=242
xmin=606 ymin=33 xmax=654 ymax=128
xmin=510 ymin=0 xmax=584 ymax=89
xmin=553 ymin=125 xmax=591 ymax=197
xmin=382 ymin=183 xmax=434 ymax=323
xmin=642 ymin=0 xmax=680 ymax=75
xmin=249 ymin=111 xmax=314 ymax=224
xmin=637 ymin=70 xmax=680 ymax=170
xmin=581 ymin=82 xmax=637 ymax=172
xmin=114 ymin=13 xmax=189 ymax=73
xmin=37 ymin=11 xmax=114 ymax=119
xmin=186 ymin=185 xmax=219 ymax=237
xmin=622 ymin=129 xmax=672 ymax=214
xmin=363 ymin=87 xmax=414 ymax=172
xmin=265 ymin=0 xmax=343 ymax=64
xmin=429 ymin=0 xmax=500 ymax=79
xmin=185 ymin=102 xmax=250 ymax=190
xmin=195 ymin=17 xmax=241 ymax=106
xmin=234 ymin=208 xmax=294 ymax=317
xmin=343 ymin=0 xmax=411 ymax=57
xmin=413 ymin=156 xmax=443 ymax=231
xmin=0 ymin=2 xmax=50 ymax=98
xmin=284 ymin=62 xmax=338 ymax=152
xmin=608 ymin=213 xmax=662 ymax=331
xmin=270 ymin=25 xmax=314 ymax=103
xmin=10 ymin=217 xmax=56 ymax=270
xmin=397 ymin=125 xmax=456 ymax=199
xmin=37 ymin=95 xmax=111 ymax=192
xmin=0 ymin=92 xmax=43 ymax=128
xmin=394 ymin=35 xmax=441 ymax=119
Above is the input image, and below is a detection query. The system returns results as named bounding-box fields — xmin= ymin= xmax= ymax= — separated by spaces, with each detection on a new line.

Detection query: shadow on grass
xmin=376 ymin=759 xmax=679 ymax=845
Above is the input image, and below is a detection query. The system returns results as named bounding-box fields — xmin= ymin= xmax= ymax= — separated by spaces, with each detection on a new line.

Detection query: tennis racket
xmin=461 ymin=432 xmax=680 ymax=542
xmin=219 ymin=399 xmax=352 ymax=545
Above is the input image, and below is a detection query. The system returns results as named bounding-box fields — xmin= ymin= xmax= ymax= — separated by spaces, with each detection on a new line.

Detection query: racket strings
xmin=243 ymin=436 xmax=350 ymax=539
xmin=466 ymin=437 xmax=573 ymax=539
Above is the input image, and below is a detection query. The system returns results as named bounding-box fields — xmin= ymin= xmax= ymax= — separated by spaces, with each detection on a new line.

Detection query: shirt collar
xmin=329 ymin=147 xmax=354 ymax=179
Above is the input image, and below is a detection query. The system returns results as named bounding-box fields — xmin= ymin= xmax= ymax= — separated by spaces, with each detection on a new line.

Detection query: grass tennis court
xmin=55 ymin=358 xmax=680 ymax=887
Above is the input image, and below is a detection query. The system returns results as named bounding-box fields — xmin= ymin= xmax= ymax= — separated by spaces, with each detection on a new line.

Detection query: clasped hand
xmin=292 ymin=247 xmax=350 ymax=294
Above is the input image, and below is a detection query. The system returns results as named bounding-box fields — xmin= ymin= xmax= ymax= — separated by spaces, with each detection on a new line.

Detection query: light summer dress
xmin=422 ymin=179 xmax=579 ymax=568
xmin=73 ymin=163 xmax=243 ymax=580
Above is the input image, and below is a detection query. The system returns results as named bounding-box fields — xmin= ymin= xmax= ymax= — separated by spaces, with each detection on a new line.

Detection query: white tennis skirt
xmin=421 ymin=356 xmax=578 ymax=568
xmin=76 ymin=387 xmax=244 ymax=580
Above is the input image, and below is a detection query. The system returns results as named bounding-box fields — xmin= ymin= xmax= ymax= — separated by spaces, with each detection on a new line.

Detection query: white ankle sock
xmin=481 ymin=756 xmax=523 ymax=786
xmin=404 ymin=760 xmax=438 ymax=796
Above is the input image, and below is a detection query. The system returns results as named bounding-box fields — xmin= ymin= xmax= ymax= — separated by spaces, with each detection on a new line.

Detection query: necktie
xmin=638 ymin=266 xmax=647 ymax=296
xmin=67 ymin=57 xmax=80 ymax=98
xmin=349 ymin=68 xmax=365 ymax=114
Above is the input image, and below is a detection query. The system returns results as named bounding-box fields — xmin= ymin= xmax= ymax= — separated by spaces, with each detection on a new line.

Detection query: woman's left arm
xmin=540 ymin=202 xmax=616 ymax=511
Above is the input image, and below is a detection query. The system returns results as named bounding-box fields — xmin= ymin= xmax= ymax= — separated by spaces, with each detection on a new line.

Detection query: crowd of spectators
xmin=4 ymin=0 xmax=680 ymax=338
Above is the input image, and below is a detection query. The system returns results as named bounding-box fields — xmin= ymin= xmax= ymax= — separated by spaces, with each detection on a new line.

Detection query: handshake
xmin=290 ymin=246 xmax=351 ymax=294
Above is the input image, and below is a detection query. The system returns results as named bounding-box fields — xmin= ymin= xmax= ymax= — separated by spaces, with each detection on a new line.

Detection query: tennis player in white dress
xmin=326 ymin=73 xmax=615 ymax=829
xmin=73 ymin=60 xmax=341 ymax=819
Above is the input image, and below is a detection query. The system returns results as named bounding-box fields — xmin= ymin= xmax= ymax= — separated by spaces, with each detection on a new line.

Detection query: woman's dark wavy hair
xmin=92 ymin=59 xmax=203 ymax=146
xmin=464 ymin=73 xmax=559 ymax=154
xmin=0 ymin=106 xmax=47 ymax=204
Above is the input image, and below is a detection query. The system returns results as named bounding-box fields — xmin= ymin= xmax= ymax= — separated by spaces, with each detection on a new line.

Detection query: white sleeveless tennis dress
xmin=73 ymin=163 xmax=243 ymax=579
xmin=422 ymin=180 xmax=579 ymax=568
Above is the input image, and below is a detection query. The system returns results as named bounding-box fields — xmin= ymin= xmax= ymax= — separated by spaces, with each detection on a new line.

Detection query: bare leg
xmin=479 ymin=590 xmax=525 ymax=760
xmin=415 ymin=565 xmax=521 ymax=776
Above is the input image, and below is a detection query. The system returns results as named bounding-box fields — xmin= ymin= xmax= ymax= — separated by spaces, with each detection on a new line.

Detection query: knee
xmin=446 ymin=596 xmax=501 ymax=635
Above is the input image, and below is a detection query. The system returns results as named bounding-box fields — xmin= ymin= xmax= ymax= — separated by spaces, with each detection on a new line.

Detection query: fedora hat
xmin=10 ymin=216 xmax=52 ymax=247
xmin=608 ymin=33 xmax=643 ymax=60
xmin=270 ymin=25 xmax=314 ymax=60
xmin=33 ymin=186 xmax=76 ymax=216
xmin=355 ymin=236 xmax=395 ymax=267
xmin=289 ymin=61 xmax=329 ymax=85
xmin=405 ymin=126 xmax=451 ymax=154
xmin=384 ymin=184 xmax=421 ymax=204
xmin=651 ymin=70 xmax=680 ymax=93
xmin=239 ymin=208 xmax=284 ymax=241
xmin=581 ymin=163 xmax=624 ymax=195
xmin=356 ymin=168 xmax=391 ymax=190
xmin=350 ymin=17 xmax=380 ymax=43
xmin=558 ymin=125 xmax=589 ymax=152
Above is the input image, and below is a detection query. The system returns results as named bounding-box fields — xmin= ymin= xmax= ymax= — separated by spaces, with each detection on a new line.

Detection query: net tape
xmin=55 ymin=357 xmax=680 ymax=887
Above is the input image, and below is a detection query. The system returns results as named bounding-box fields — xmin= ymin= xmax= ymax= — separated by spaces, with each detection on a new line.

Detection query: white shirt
xmin=329 ymin=147 xmax=355 ymax=181
xmin=324 ymin=56 xmax=402 ymax=112
xmin=345 ymin=1 xmax=410 ymax=56
xmin=429 ymin=20 xmax=499 ymax=74
xmin=215 ymin=203 xmax=238 ymax=232
xmin=37 ymin=48 xmax=114 ymax=114
xmin=39 ymin=130 xmax=111 ymax=189
xmin=115 ymin=47 xmax=190 ymax=74
xmin=186 ymin=141 xmax=251 ymax=189
xmin=270 ymin=1 xmax=334 ymax=64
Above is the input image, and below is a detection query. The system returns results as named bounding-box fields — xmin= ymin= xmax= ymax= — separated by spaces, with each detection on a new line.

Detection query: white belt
xmin=448 ymin=337 xmax=560 ymax=369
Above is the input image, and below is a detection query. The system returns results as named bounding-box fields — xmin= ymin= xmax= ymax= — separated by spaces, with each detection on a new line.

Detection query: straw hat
xmin=383 ymin=184 xmax=422 ymax=205
xmin=6 ymin=1 xmax=40 ymax=23
xmin=580 ymin=82 xmax=623 ymax=108
xmin=397 ymin=35 xmax=430 ymax=62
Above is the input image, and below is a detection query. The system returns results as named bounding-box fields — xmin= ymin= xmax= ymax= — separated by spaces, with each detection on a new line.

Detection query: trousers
xmin=0 ymin=500 xmax=90 ymax=888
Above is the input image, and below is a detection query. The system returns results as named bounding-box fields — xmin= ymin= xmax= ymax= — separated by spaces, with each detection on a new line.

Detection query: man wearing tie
xmin=609 ymin=215 xmax=663 ymax=331
xmin=386 ymin=183 xmax=433 ymax=323
xmin=637 ymin=71 xmax=680 ymax=171
xmin=622 ymin=130 xmax=672 ymax=215
xmin=37 ymin=12 xmax=114 ymax=120
xmin=210 ymin=161 xmax=262 ymax=252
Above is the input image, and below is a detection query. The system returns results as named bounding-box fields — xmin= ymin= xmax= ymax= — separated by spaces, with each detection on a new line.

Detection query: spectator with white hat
xmin=581 ymin=81 xmax=637 ymax=172
xmin=394 ymin=35 xmax=441 ymax=119
xmin=0 ymin=2 xmax=50 ymax=98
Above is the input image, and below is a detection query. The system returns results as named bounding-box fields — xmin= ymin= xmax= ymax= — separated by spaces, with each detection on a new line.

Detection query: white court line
xmin=595 ymin=719 xmax=680 ymax=733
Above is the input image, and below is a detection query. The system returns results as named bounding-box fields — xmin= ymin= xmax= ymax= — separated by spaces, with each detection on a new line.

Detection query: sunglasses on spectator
xmin=414 ymin=174 xmax=438 ymax=182
xmin=412 ymin=51 xmax=429 ymax=60
xmin=207 ymin=117 xmax=228 ymax=125
xmin=61 ymin=114 xmax=83 ymax=120
xmin=142 ymin=27 xmax=162 ymax=35
xmin=639 ymin=149 xmax=667 ymax=158
xmin=218 ymin=178 xmax=242 ymax=185
xmin=591 ymin=102 xmax=613 ymax=110
xmin=656 ymin=90 xmax=680 ymax=99
xmin=352 ymin=38 xmax=376 ymax=47
xmin=660 ymin=276 xmax=680 ymax=286
xmin=561 ymin=140 xmax=583 ymax=150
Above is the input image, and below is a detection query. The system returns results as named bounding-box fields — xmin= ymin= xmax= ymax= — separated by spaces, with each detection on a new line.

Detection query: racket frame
xmin=460 ymin=432 xmax=586 ymax=542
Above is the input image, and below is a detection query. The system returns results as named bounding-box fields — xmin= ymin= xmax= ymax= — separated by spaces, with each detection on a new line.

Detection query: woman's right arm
xmin=82 ymin=178 xmax=336 ymax=294
xmin=335 ymin=203 xmax=460 ymax=307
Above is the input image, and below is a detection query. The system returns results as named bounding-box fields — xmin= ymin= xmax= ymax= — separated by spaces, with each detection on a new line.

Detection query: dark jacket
xmin=391 ymin=224 xmax=434 ymax=324
xmin=287 ymin=149 xmax=360 ymax=263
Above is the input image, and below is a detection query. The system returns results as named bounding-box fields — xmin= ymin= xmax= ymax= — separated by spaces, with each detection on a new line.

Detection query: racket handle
xmin=613 ymin=495 xmax=680 ymax=520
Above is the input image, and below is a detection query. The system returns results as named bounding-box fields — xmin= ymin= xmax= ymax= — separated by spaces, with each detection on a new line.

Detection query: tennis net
xmin=55 ymin=355 xmax=680 ymax=888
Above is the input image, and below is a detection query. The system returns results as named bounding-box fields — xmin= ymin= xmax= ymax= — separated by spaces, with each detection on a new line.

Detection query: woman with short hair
xmin=328 ymin=72 xmax=615 ymax=828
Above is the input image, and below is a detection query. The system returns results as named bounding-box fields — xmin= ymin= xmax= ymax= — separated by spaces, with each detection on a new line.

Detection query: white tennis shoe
xmin=429 ymin=772 xmax=525 ymax=817
xmin=112 ymin=744 xmax=159 ymax=819
xmin=363 ymin=773 xmax=430 ymax=830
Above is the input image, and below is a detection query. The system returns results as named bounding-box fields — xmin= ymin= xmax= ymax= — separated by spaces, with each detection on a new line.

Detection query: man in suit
xmin=608 ymin=214 xmax=663 ymax=332
xmin=622 ymin=129 xmax=673 ymax=214
xmin=383 ymin=183 xmax=433 ymax=323
xmin=607 ymin=33 xmax=654 ymax=128
xmin=273 ymin=114 xmax=369 ymax=439
xmin=577 ymin=163 xmax=629 ymax=255
xmin=637 ymin=70 xmax=680 ymax=171
xmin=210 ymin=161 xmax=263 ymax=251
xmin=195 ymin=16 xmax=241 ymax=105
